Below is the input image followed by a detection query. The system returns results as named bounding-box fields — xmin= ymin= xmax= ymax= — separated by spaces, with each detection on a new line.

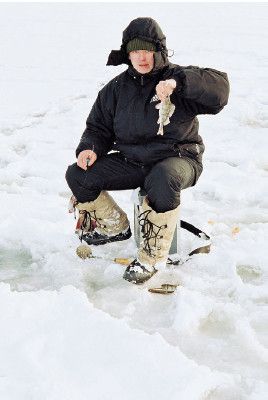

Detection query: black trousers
xmin=65 ymin=153 xmax=196 ymax=213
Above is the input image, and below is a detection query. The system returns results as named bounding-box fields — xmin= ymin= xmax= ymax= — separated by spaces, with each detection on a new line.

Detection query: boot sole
xmin=82 ymin=228 xmax=132 ymax=246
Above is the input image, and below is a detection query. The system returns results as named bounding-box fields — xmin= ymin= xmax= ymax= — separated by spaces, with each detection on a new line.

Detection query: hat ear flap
xmin=106 ymin=49 xmax=128 ymax=66
xmin=153 ymin=50 xmax=168 ymax=70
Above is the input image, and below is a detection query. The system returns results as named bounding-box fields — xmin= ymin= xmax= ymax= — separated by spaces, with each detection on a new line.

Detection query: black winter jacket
xmin=76 ymin=18 xmax=230 ymax=179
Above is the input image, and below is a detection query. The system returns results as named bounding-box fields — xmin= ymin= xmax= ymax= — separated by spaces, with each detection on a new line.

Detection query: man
xmin=66 ymin=17 xmax=229 ymax=284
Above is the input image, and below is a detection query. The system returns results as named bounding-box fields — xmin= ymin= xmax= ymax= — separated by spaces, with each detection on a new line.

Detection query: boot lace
xmin=77 ymin=210 xmax=106 ymax=242
xmin=138 ymin=209 xmax=167 ymax=258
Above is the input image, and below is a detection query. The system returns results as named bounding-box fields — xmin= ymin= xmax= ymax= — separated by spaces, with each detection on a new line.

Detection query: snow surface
xmin=0 ymin=2 xmax=268 ymax=399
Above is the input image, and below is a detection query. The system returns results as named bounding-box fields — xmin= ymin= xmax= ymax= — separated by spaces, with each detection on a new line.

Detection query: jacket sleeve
xmin=171 ymin=66 xmax=230 ymax=116
xmin=75 ymin=84 xmax=115 ymax=158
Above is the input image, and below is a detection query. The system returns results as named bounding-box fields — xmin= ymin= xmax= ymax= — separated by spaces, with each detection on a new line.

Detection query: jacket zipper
xmin=141 ymin=76 xmax=144 ymax=86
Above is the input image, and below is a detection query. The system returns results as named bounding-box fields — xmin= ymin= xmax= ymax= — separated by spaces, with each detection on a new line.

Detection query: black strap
xmin=168 ymin=220 xmax=211 ymax=265
xmin=180 ymin=220 xmax=210 ymax=241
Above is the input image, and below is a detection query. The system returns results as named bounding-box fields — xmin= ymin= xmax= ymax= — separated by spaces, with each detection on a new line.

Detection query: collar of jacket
xmin=127 ymin=65 xmax=167 ymax=86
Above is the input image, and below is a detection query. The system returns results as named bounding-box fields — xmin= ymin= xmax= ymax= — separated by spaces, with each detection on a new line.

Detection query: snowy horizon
xmin=0 ymin=3 xmax=268 ymax=399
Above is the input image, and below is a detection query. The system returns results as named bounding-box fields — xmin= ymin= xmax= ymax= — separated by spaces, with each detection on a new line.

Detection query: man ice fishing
xmin=66 ymin=17 xmax=230 ymax=284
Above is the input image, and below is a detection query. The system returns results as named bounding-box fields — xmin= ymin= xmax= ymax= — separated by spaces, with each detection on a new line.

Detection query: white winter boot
xmin=73 ymin=191 xmax=131 ymax=245
xmin=123 ymin=198 xmax=179 ymax=284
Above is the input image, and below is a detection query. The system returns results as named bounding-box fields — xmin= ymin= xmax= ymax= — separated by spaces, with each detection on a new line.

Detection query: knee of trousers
xmin=65 ymin=163 xmax=100 ymax=202
xmin=65 ymin=164 xmax=77 ymax=191
xmin=65 ymin=163 xmax=83 ymax=194
xmin=144 ymin=165 xmax=181 ymax=213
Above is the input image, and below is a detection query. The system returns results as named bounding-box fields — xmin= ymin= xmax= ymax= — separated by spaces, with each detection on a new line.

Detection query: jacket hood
xmin=106 ymin=17 xmax=170 ymax=71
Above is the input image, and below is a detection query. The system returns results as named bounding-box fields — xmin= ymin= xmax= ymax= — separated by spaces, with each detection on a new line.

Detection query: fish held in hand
xmin=155 ymin=96 xmax=175 ymax=135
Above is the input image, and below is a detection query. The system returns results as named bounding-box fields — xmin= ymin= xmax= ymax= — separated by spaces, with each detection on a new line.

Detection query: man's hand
xmin=77 ymin=149 xmax=97 ymax=170
xmin=156 ymin=79 xmax=177 ymax=102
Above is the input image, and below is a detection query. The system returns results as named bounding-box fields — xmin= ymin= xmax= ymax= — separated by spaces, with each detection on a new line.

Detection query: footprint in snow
xmin=236 ymin=264 xmax=263 ymax=285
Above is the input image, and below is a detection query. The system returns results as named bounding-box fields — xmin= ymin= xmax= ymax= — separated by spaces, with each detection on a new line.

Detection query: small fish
xmin=148 ymin=284 xmax=178 ymax=294
xmin=155 ymin=96 xmax=175 ymax=135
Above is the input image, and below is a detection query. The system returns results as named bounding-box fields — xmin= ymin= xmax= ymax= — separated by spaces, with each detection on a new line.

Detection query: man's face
xmin=128 ymin=50 xmax=154 ymax=74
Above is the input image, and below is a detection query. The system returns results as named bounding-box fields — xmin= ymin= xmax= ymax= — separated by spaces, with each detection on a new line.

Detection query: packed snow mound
xmin=0 ymin=284 xmax=235 ymax=400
